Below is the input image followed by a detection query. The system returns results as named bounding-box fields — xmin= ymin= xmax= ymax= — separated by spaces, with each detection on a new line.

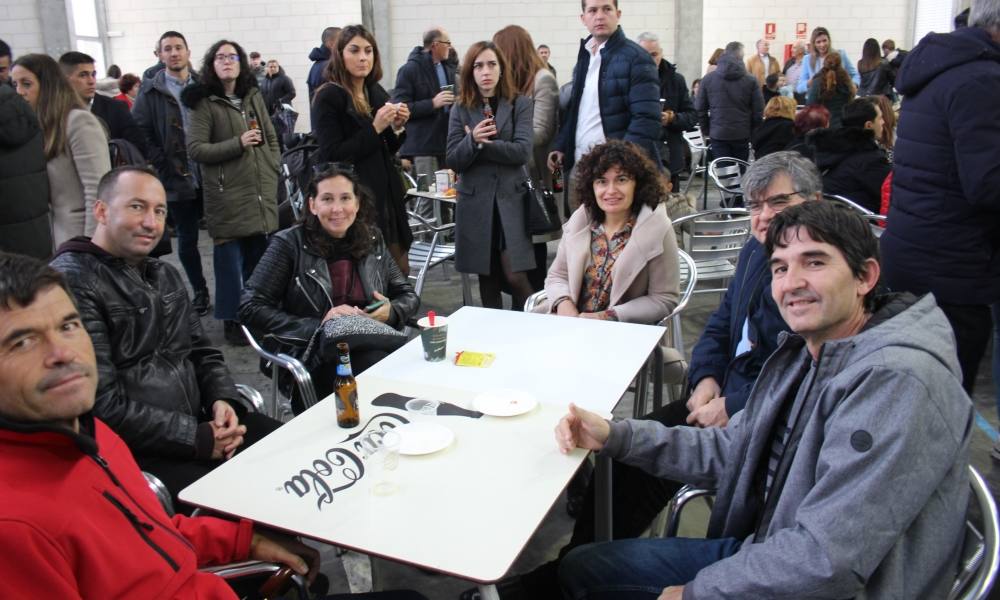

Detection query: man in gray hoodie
xmin=694 ymin=41 xmax=763 ymax=162
xmin=556 ymin=201 xmax=972 ymax=599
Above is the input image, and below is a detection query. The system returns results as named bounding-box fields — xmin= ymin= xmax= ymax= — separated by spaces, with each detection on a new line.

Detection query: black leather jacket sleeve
xmin=73 ymin=278 xmax=201 ymax=457
xmin=239 ymin=232 xmax=324 ymax=349
xmin=363 ymin=240 xmax=419 ymax=328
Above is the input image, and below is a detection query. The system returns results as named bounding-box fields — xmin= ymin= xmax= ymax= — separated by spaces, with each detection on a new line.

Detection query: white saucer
xmin=394 ymin=422 xmax=454 ymax=455
xmin=472 ymin=389 xmax=538 ymax=417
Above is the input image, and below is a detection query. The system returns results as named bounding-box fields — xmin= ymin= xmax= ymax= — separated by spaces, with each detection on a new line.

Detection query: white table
xmin=180 ymin=307 xmax=665 ymax=593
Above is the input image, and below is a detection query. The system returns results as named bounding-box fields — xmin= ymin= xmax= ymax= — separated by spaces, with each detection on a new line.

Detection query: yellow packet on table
xmin=454 ymin=351 xmax=495 ymax=368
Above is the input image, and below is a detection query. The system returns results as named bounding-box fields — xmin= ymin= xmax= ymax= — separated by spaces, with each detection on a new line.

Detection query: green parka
xmin=182 ymin=84 xmax=279 ymax=240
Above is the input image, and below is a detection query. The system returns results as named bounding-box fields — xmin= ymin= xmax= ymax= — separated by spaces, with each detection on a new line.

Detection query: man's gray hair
xmin=742 ymin=151 xmax=823 ymax=201
xmin=971 ymin=0 xmax=1000 ymax=31
xmin=637 ymin=31 xmax=660 ymax=44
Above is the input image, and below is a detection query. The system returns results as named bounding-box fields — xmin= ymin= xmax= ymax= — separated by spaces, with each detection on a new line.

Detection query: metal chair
xmin=406 ymin=210 xmax=473 ymax=305
xmin=681 ymin=127 xmax=710 ymax=206
xmin=646 ymin=250 xmax=699 ymax=413
xmin=708 ymin=157 xmax=750 ymax=208
xmin=241 ymin=325 xmax=319 ymax=415
xmin=524 ymin=289 xmax=547 ymax=313
xmin=672 ymin=209 xmax=751 ymax=297
xmin=951 ymin=466 xmax=999 ymax=600
xmin=142 ymin=472 xmax=309 ymax=599
xmin=823 ymin=193 xmax=887 ymax=237
xmin=660 ymin=466 xmax=998 ymax=600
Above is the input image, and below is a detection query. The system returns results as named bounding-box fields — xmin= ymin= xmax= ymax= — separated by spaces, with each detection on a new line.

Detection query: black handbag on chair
xmin=522 ymin=165 xmax=560 ymax=235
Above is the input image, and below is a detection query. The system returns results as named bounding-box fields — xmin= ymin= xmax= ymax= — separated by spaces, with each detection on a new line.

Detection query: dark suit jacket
xmin=91 ymin=93 xmax=147 ymax=158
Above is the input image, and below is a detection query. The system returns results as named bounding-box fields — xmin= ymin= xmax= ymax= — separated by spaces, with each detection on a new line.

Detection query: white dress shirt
xmin=574 ymin=37 xmax=608 ymax=163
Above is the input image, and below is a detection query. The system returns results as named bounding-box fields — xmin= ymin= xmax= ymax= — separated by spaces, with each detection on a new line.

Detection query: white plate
xmin=472 ymin=389 xmax=538 ymax=417
xmin=394 ymin=422 xmax=454 ymax=455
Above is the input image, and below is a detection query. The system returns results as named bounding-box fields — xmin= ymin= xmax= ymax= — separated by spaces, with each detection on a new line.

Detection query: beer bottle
xmin=334 ymin=342 xmax=360 ymax=428
xmin=552 ymin=167 xmax=564 ymax=193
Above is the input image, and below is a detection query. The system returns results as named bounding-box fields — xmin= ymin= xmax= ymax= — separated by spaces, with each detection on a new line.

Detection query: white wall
xmin=101 ymin=0 xmax=361 ymax=125
xmin=0 ymin=0 xmax=46 ymax=55
xmin=383 ymin=0 xmax=677 ymax=89
xmin=701 ymin=0 xmax=912 ymax=75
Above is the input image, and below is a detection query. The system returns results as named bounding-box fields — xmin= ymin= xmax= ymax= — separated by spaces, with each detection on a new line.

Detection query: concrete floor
xmin=166 ymin=176 xmax=999 ymax=599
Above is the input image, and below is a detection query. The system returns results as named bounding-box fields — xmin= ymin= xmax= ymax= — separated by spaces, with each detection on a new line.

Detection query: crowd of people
xmin=0 ymin=0 xmax=998 ymax=598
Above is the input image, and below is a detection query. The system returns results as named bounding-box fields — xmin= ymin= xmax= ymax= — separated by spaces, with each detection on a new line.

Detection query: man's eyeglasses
xmin=435 ymin=40 xmax=452 ymax=46
xmin=214 ymin=53 xmax=240 ymax=63
xmin=747 ymin=191 xmax=804 ymax=214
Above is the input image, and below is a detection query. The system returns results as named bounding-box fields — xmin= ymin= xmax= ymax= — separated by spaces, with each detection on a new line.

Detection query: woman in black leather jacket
xmin=239 ymin=166 xmax=419 ymax=411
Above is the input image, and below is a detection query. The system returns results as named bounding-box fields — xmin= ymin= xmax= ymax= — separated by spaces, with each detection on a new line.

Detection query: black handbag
xmin=522 ymin=165 xmax=560 ymax=235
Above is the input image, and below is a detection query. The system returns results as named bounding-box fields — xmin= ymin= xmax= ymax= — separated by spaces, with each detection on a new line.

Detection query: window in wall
xmin=914 ymin=0 xmax=954 ymax=42
xmin=67 ymin=0 xmax=107 ymax=73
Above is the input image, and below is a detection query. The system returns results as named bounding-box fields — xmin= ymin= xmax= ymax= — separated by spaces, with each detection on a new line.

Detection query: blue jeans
xmin=167 ymin=197 xmax=206 ymax=293
xmin=213 ymin=234 xmax=268 ymax=320
xmin=559 ymin=537 xmax=741 ymax=600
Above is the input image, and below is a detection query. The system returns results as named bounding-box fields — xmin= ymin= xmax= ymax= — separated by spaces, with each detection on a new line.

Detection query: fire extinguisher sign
xmin=796 ymin=22 xmax=808 ymax=39
xmin=765 ymin=23 xmax=777 ymax=41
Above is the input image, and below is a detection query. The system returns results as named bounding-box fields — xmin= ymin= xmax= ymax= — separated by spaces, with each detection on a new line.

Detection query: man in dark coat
xmin=59 ymin=51 xmax=148 ymax=158
xmin=806 ymin=98 xmax=890 ymax=213
xmin=49 ymin=166 xmax=283 ymax=507
xmin=392 ymin=27 xmax=456 ymax=177
xmin=307 ymin=26 xmax=340 ymax=100
xmin=0 ymin=86 xmax=51 ymax=258
xmin=260 ymin=59 xmax=296 ymax=114
xmin=637 ymin=31 xmax=696 ymax=190
xmin=132 ymin=31 xmax=210 ymax=316
xmin=882 ymin=4 xmax=1000 ymax=401
xmin=548 ymin=0 xmax=661 ymax=211
xmin=695 ymin=41 xmax=763 ymax=162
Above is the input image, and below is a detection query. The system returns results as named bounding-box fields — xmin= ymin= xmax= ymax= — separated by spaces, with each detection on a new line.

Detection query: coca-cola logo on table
xmin=280 ymin=412 xmax=409 ymax=510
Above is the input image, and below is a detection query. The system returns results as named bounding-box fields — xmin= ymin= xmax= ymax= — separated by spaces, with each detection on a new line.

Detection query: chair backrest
xmin=240 ymin=325 xmax=319 ymax=413
xmin=672 ymin=209 xmax=752 ymax=275
xmin=708 ymin=157 xmax=750 ymax=194
xmin=951 ymin=466 xmax=999 ymax=600
xmin=823 ymin=194 xmax=887 ymax=237
xmin=682 ymin=127 xmax=708 ymax=150
xmin=672 ymin=249 xmax=698 ymax=321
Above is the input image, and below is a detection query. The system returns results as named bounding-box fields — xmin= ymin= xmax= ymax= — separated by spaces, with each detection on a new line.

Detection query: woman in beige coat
xmin=545 ymin=140 xmax=679 ymax=324
xmin=11 ymin=54 xmax=110 ymax=247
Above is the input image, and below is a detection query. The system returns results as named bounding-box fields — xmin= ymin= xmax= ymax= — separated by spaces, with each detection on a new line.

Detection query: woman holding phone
xmin=240 ymin=166 xmax=419 ymax=414
xmin=446 ymin=41 xmax=535 ymax=310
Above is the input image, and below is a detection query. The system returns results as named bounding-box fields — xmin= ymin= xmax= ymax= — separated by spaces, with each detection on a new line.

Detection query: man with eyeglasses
xmin=132 ymin=31 xmax=211 ymax=317
xmin=392 ymin=27 xmax=456 ymax=181
xmin=497 ymin=151 xmax=823 ymax=599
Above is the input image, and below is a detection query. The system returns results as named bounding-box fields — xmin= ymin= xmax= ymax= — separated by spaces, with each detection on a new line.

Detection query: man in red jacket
xmin=0 ymin=252 xmax=319 ymax=598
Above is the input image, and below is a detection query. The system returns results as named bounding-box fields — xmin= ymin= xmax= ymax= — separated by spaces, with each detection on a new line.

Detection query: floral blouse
xmin=577 ymin=217 xmax=636 ymax=317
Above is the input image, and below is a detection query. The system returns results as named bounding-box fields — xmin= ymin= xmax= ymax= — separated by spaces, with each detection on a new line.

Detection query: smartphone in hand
xmin=364 ymin=299 xmax=386 ymax=313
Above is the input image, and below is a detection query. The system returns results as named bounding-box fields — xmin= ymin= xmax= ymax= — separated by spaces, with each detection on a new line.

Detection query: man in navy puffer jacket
xmin=548 ymin=0 xmax=661 ymax=211
xmin=882 ymin=1 xmax=1000 ymax=396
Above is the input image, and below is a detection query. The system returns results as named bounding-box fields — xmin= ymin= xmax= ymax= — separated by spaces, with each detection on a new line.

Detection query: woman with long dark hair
xmin=446 ymin=41 xmax=535 ymax=310
xmin=493 ymin=24 xmax=559 ymax=289
xmin=858 ymin=38 xmax=891 ymax=97
xmin=311 ymin=24 xmax=412 ymax=275
xmin=806 ymin=52 xmax=856 ymax=128
xmin=795 ymin=26 xmax=860 ymax=96
xmin=183 ymin=39 xmax=280 ymax=345
xmin=11 ymin=54 xmax=110 ymax=247
xmin=240 ymin=166 xmax=418 ymax=414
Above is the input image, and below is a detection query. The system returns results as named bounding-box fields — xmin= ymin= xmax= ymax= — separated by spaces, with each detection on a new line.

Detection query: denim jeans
xmin=710 ymin=139 xmax=750 ymax=162
xmin=167 ymin=196 xmax=206 ymax=293
xmin=213 ymin=234 xmax=268 ymax=320
xmin=559 ymin=537 xmax=741 ymax=600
